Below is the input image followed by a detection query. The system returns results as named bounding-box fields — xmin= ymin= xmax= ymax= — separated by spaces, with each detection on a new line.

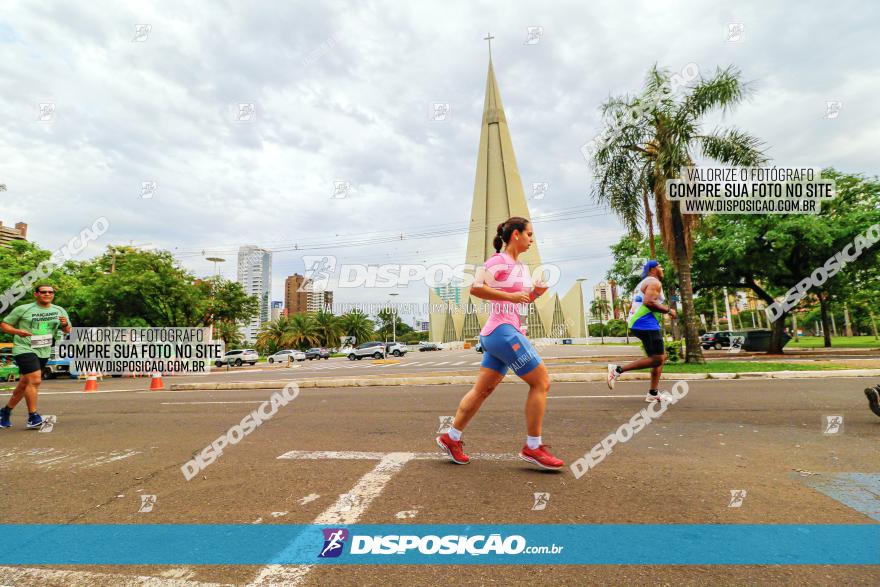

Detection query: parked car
xmin=418 ymin=342 xmax=440 ymax=352
xmin=385 ymin=342 xmax=408 ymax=357
xmin=215 ymin=349 xmax=259 ymax=367
xmin=348 ymin=342 xmax=386 ymax=360
xmin=267 ymin=349 xmax=305 ymax=364
xmin=42 ymin=348 xmax=71 ymax=379
xmin=305 ymin=347 xmax=331 ymax=360
xmin=701 ymin=331 xmax=733 ymax=350
xmin=0 ymin=359 xmax=19 ymax=382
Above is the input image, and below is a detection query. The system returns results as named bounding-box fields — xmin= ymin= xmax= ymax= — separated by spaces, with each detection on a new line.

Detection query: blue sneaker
xmin=26 ymin=412 xmax=43 ymax=429
xmin=0 ymin=407 xmax=11 ymax=428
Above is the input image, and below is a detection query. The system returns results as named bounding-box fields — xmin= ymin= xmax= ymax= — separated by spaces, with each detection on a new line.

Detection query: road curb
xmin=168 ymin=368 xmax=880 ymax=391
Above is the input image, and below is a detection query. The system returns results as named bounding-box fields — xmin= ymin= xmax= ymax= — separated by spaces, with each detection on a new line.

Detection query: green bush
xmin=605 ymin=319 xmax=627 ymax=337
xmin=589 ymin=319 xmax=627 ymax=337
xmin=399 ymin=331 xmax=428 ymax=344
xmin=665 ymin=340 xmax=683 ymax=363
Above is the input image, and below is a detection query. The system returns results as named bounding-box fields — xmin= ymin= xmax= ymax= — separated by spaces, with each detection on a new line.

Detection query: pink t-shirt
xmin=478 ymin=252 xmax=534 ymax=336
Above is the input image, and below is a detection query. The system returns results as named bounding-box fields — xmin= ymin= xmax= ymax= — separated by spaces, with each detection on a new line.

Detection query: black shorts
xmin=12 ymin=353 xmax=49 ymax=376
xmin=631 ymin=329 xmax=665 ymax=356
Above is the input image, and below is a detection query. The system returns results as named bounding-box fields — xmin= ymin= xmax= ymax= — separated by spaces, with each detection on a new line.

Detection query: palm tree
xmin=256 ymin=316 xmax=296 ymax=354
xmin=338 ymin=310 xmax=375 ymax=345
xmin=614 ymin=295 xmax=631 ymax=343
xmin=314 ymin=311 xmax=343 ymax=348
xmin=590 ymin=299 xmax=611 ymax=344
xmin=591 ymin=64 xmax=768 ymax=363
xmin=288 ymin=312 xmax=320 ymax=350
xmin=214 ymin=320 xmax=244 ymax=349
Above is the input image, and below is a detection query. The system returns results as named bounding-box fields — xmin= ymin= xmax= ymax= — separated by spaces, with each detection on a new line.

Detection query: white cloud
xmin=1 ymin=0 xmax=877 ymax=320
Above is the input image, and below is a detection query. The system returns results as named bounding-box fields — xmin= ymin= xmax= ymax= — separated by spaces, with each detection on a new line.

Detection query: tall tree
xmin=591 ymin=64 xmax=768 ymax=362
xmin=314 ymin=311 xmax=344 ymax=347
xmin=690 ymin=170 xmax=880 ymax=352
xmin=69 ymin=247 xmax=202 ymax=326
xmin=590 ymin=299 xmax=611 ymax=343
xmin=338 ymin=310 xmax=375 ymax=345
xmin=256 ymin=316 xmax=296 ymax=355
xmin=375 ymin=308 xmax=412 ymax=340
xmin=287 ymin=313 xmax=320 ymax=350
xmin=214 ymin=320 xmax=244 ymax=349
xmin=196 ymin=276 xmax=259 ymax=326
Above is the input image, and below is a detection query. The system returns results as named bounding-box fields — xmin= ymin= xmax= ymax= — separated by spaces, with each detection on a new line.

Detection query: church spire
xmin=464 ymin=53 xmax=542 ymax=269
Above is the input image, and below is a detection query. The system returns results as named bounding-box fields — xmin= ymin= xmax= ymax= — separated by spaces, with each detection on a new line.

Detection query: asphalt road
xmin=1 ymin=376 xmax=878 ymax=586
xmin=19 ymin=347 xmax=650 ymax=392
xmin=18 ymin=343 xmax=880 ymax=396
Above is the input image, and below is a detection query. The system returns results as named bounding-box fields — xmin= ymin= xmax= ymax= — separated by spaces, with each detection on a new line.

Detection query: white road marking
xmin=253 ymin=449 xmax=517 ymax=586
xmin=435 ymin=362 xmax=449 ymax=366
xmin=0 ymin=567 xmax=231 ymax=586
xmin=1 ymin=388 xmax=145 ymax=396
xmin=548 ymin=395 xmax=645 ymax=399
xmin=33 ymin=454 xmax=73 ymax=465
xmin=85 ymin=450 xmax=142 ymax=467
xmin=277 ymin=450 xmax=387 ymax=460
xmin=452 ymin=361 xmax=467 ymax=365
xmin=0 ymin=448 xmax=141 ymax=470
xmin=276 ymin=450 xmax=518 ymax=462
xmin=160 ymin=401 xmax=264 ymax=405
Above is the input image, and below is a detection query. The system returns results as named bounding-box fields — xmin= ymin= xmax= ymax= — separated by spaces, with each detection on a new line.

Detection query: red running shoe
xmin=519 ymin=444 xmax=564 ymax=470
xmin=436 ymin=432 xmax=470 ymax=464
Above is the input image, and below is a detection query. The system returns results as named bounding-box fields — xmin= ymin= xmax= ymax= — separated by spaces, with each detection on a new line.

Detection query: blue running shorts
xmin=479 ymin=324 xmax=543 ymax=377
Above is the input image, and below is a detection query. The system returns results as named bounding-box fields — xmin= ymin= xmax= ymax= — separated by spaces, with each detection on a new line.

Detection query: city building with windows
xmin=237 ymin=246 xmax=272 ymax=341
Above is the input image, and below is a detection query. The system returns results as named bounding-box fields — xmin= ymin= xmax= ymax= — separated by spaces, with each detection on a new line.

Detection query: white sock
xmin=448 ymin=427 xmax=462 ymax=441
xmin=527 ymin=435 xmax=542 ymax=450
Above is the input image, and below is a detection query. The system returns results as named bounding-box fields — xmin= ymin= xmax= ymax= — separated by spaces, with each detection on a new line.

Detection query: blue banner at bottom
xmin=1 ymin=524 xmax=878 ymax=565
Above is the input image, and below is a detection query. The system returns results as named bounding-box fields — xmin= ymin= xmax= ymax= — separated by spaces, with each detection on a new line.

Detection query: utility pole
xmin=712 ymin=292 xmax=720 ymax=331
xmin=723 ymin=288 xmax=733 ymax=332
xmin=389 ymin=292 xmax=399 ymax=343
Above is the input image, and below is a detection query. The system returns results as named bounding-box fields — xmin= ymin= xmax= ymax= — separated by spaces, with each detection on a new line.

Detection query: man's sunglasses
xmin=36 ymin=290 xmax=56 ymax=295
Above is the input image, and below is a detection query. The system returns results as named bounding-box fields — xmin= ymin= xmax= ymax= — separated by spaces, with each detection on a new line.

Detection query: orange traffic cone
xmin=150 ymin=372 xmax=164 ymax=391
xmin=83 ymin=373 xmax=98 ymax=392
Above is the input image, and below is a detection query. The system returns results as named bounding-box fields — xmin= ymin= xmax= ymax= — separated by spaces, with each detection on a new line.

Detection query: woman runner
xmin=436 ymin=217 xmax=563 ymax=470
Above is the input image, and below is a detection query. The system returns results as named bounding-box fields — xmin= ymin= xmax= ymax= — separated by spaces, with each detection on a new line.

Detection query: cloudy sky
xmin=2 ymin=0 xmax=878 ymax=322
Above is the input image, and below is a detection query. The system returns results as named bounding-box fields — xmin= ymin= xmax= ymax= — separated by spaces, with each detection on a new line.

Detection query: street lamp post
xmin=389 ymin=293 xmax=399 ymax=344
xmin=206 ymin=257 xmax=226 ymax=276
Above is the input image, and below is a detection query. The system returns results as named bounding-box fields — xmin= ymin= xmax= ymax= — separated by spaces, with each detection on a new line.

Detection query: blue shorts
xmin=479 ymin=324 xmax=543 ymax=377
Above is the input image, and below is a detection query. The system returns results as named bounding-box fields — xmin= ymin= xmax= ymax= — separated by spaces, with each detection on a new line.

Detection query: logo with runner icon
xmin=318 ymin=528 xmax=349 ymax=558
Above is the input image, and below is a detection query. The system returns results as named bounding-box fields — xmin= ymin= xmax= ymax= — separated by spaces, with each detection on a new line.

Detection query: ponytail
xmin=493 ymin=223 xmax=505 ymax=253
xmin=493 ymin=216 xmax=529 ymax=253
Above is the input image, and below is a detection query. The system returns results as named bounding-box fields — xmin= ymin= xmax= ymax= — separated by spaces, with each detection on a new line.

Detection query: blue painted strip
xmin=0 ymin=525 xmax=878 ymax=565
xmin=802 ymin=473 xmax=880 ymax=522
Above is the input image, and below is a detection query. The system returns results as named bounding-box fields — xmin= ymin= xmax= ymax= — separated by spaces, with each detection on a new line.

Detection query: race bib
xmin=31 ymin=334 xmax=53 ymax=349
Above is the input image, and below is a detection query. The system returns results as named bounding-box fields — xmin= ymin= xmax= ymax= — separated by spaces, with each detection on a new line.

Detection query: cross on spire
xmin=483 ymin=32 xmax=494 ymax=60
